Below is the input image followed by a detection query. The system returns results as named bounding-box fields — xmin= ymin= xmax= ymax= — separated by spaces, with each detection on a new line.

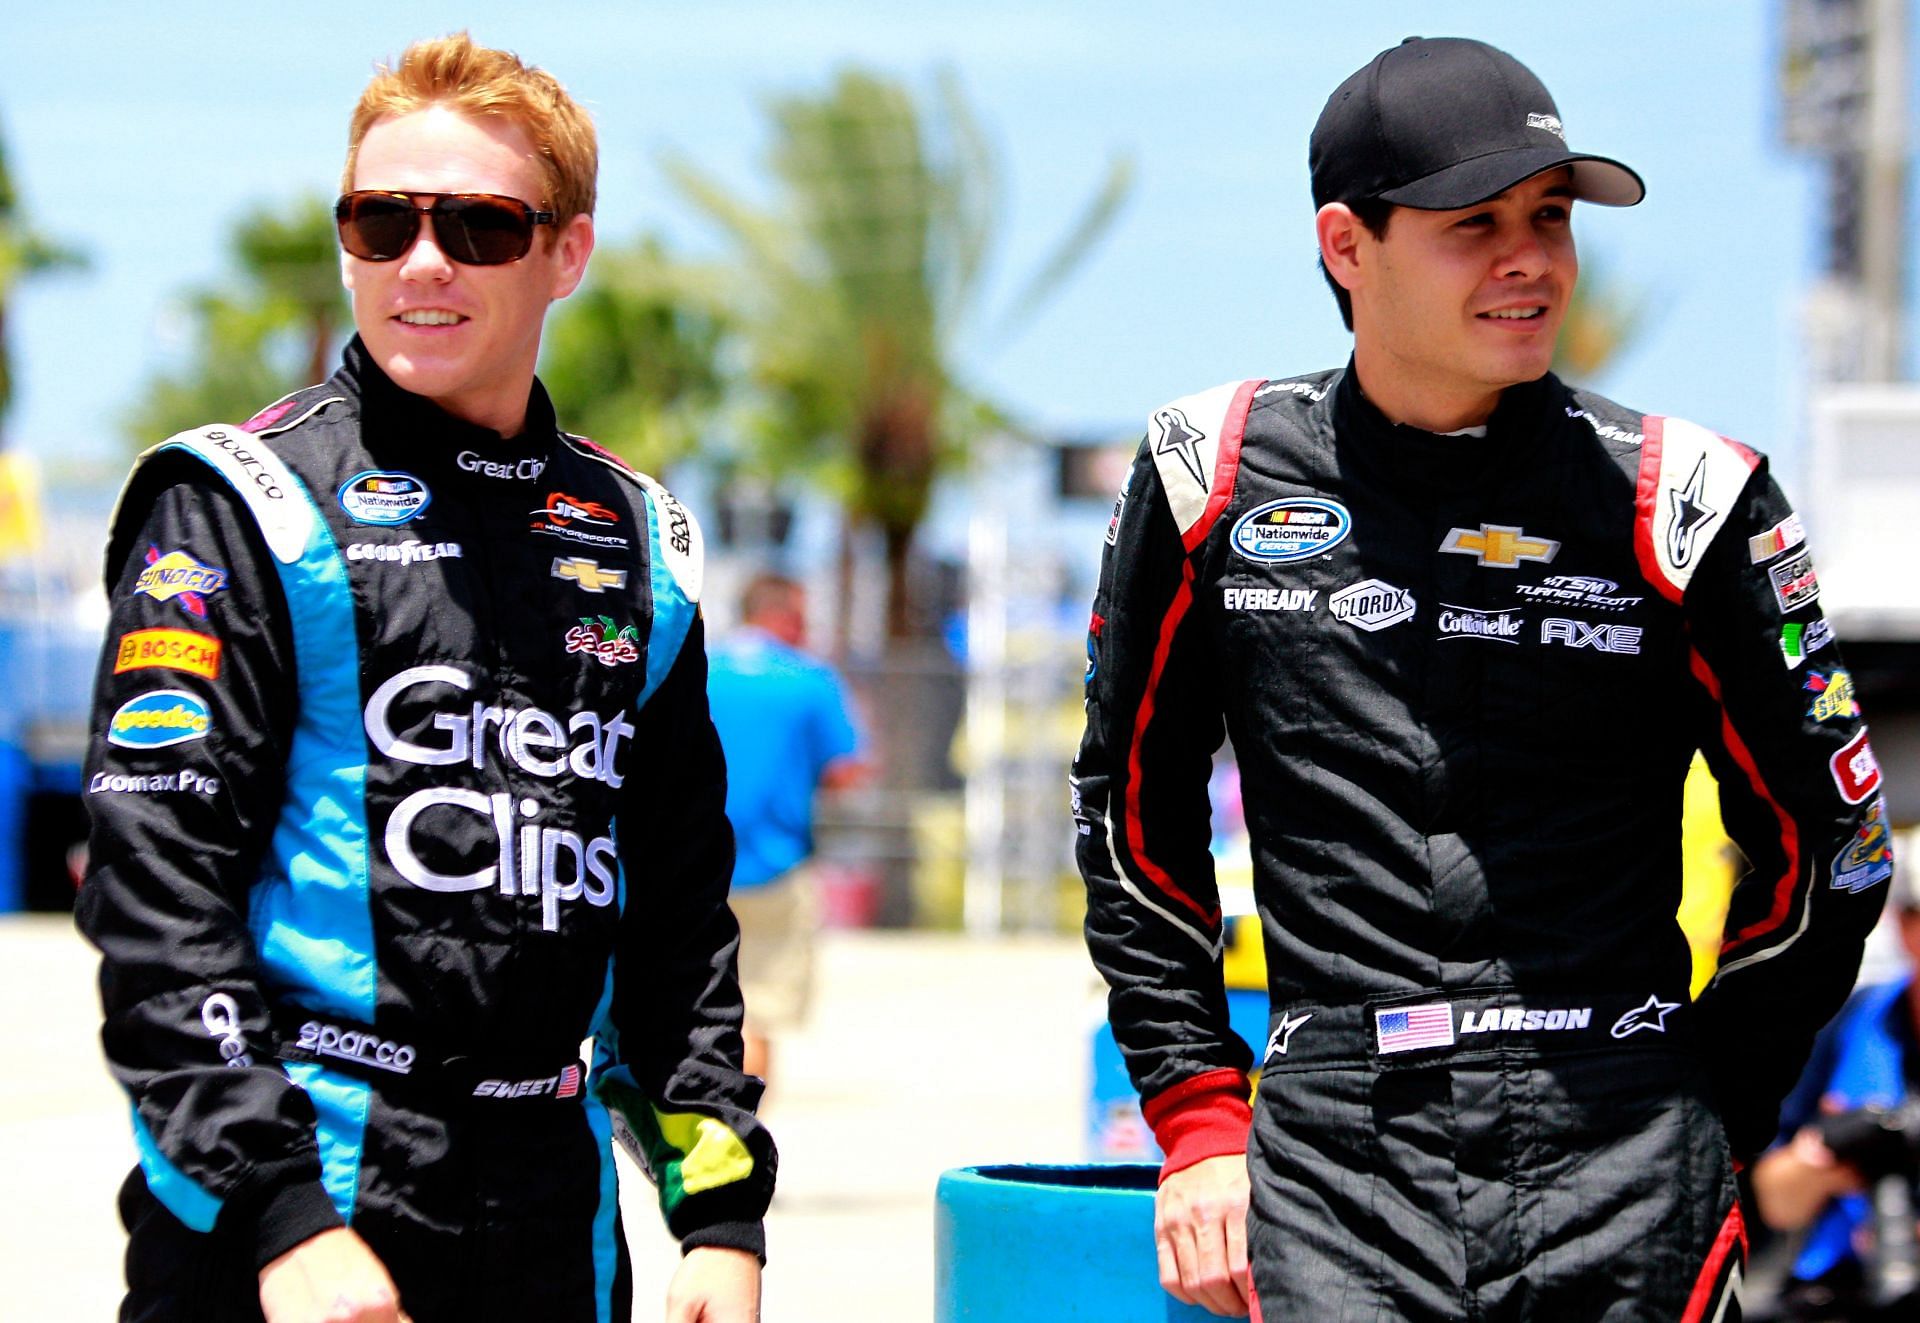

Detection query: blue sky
xmin=2 ymin=2 xmax=1913 ymax=484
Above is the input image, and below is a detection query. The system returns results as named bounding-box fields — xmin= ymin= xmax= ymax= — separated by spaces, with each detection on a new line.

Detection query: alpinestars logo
xmin=1609 ymin=994 xmax=1680 ymax=1038
xmin=1667 ymin=455 xmax=1718 ymax=569
xmin=1151 ymin=407 xmax=1207 ymax=487
xmin=566 ymin=616 xmax=640 ymax=667
xmin=1265 ymin=1011 xmax=1312 ymax=1060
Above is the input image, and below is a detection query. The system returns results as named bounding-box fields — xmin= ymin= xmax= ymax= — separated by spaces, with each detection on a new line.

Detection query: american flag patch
xmin=1375 ymin=1003 xmax=1456 ymax=1055
xmin=557 ymin=1063 xmax=582 ymax=1099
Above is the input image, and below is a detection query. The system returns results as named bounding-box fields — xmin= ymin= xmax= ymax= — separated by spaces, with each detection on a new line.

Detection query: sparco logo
xmin=89 ymin=769 xmax=221 ymax=796
xmin=200 ymin=993 xmax=254 ymax=1067
xmin=457 ymin=450 xmax=545 ymax=482
xmin=1329 ymin=579 xmax=1415 ymax=632
xmin=296 ymin=1019 xmax=417 ymax=1075
xmin=204 ymin=430 xmax=285 ymax=501
xmin=655 ymin=490 xmax=692 ymax=555
xmin=1459 ymin=1005 xmax=1591 ymax=1033
xmin=347 ymin=540 xmax=463 ymax=565
xmin=364 ymin=666 xmax=630 ymax=930
xmin=1437 ymin=605 xmax=1522 ymax=643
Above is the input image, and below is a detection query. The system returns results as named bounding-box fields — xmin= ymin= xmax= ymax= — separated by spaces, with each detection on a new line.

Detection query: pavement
xmin=0 ymin=916 xmax=1103 ymax=1321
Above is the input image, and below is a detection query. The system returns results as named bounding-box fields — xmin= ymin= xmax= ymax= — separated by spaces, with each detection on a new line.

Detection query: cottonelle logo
xmin=1437 ymin=605 xmax=1522 ymax=643
xmin=364 ymin=666 xmax=633 ymax=930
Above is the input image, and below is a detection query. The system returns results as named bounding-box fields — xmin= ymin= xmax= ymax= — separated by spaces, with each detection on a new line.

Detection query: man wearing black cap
xmin=1073 ymin=36 xmax=1888 ymax=1321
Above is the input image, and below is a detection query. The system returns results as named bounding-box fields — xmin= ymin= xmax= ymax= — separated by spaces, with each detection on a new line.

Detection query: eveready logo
xmin=200 ymin=993 xmax=253 ymax=1068
xmin=364 ymin=666 xmax=629 ymax=929
xmin=295 ymin=1019 xmax=417 ymax=1075
xmin=1459 ymin=1005 xmax=1591 ymax=1033
xmin=473 ymin=1063 xmax=582 ymax=1101
xmin=1222 ymin=588 xmax=1318 ymax=612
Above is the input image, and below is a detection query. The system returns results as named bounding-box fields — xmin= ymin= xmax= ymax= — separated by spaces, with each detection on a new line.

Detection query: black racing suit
xmin=78 ymin=340 xmax=774 ymax=1322
xmin=1074 ymin=365 xmax=1889 ymax=1322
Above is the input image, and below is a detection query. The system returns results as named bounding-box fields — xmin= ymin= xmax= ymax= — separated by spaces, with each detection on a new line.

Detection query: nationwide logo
xmin=1437 ymin=604 xmax=1523 ymax=643
xmin=108 ymin=690 xmax=212 ymax=749
xmin=1780 ymin=618 xmax=1835 ymax=670
xmin=1150 ymin=406 xmax=1208 ymax=487
xmin=1459 ymin=1005 xmax=1593 ymax=1034
xmin=1804 ymin=669 xmax=1860 ymax=724
xmin=1748 ymin=513 xmax=1806 ymax=564
xmin=338 ymin=470 xmax=430 ymax=526
xmin=565 ymin=616 xmax=641 ymax=667
xmin=1438 ymin=524 xmax=1560 ymax=569
xmin=115 ymin=628 xmax=222 ymax=680
xmin=1830 ymin=729 xmax=1882 ymax=805
xmin=1222 ymin=587 xmax=1317 ymax=612
xmin=1511 ymin=575 xmax=1642 ymax=613
xmin=1540 ymin=618 xmax=1643 ymax=655
xmin=1330 ymin=579 xmax=1415 ymax=632
xmin=1832 ymin=798 xmax=1895 ymax=894
xmin=552 ymin=557 xmax=628 ymax=594
xmin=1770 ymin=550 xmax=1820 ymax=613
xmin=1230 ymin=498 xmax=1352 ymax=564
xmin=347 ymin=540 xmax=462 ymax=566
xmin=1610 ymin=994 xmax=1680 ymax=1038
xmin=135 ymin=547 xmax=227 ymax=617
xmin=1666 ymin=455 xmax=1718 ymax=569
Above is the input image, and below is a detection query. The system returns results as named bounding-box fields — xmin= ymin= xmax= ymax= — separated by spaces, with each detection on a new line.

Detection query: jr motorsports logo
xmin=339 ymin=471 xmax=430 ymax=526
xmin=1229 ymin=498 xmax=1350 ymax=564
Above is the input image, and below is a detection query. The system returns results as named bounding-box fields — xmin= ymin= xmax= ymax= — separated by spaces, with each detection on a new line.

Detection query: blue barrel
xmin=935 ymin=1164 xmax=1216 ymax=1321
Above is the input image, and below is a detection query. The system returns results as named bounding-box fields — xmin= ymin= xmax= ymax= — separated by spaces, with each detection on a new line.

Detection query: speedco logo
xmin=365 ymin=666 xmax=631 ymax=930
xmin=1229 ymin=498 xmax=1350 ymax=564
xmin=108 ymin=691 xmax=212 ymax=748
xmin=200 ymin=993 xmax=254 ymax=1068
xmin=458 ymin=450 xmax=545 ymax=482
xmin=295 ymin=1019 xmax=417 ymax=1075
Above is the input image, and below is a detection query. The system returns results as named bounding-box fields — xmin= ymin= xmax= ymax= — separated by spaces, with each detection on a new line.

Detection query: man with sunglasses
xmin=78 ymin=34 xmax=771 ymax=1323
xmin=1075 ymin=36 xmax=1887 ymax=1320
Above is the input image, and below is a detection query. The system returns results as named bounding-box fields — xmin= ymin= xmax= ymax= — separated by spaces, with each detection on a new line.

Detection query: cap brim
xmin=1378 ymin=146 xmax=1646 ymax=210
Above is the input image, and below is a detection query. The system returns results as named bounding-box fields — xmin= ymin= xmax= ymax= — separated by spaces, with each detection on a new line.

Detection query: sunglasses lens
xmin=436 ymin=195 xmax=536 ymax=265
xmin=336 ymin=195 xmax=419 ymax=262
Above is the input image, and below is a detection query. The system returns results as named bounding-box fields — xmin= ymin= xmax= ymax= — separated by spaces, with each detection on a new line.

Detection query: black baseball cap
xmin=1310 ymin=37 xmax=1644 ymax=212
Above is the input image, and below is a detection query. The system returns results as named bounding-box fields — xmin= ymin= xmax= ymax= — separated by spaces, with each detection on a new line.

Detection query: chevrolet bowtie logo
xmin=551 ymin=557 xmax=628 ymax=593
xmin=1439 ymin=524 xmax=1561 ymax=569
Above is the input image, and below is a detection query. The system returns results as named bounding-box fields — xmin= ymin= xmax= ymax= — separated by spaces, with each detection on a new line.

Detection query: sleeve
xmin=1071 ymin=442 xmax=1252 ymax=1180
xmin=1683 ymin=459 xmax=1890 ymax=1161
xmin=596 ymin=612 xmax=777 ymax=1260
xmin=74 ymin=461 xmax=343 ymax=1268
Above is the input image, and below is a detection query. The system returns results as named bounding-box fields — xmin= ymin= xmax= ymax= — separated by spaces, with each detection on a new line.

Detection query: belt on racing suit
xmin=1259 ymin=987 xmax=1695 ymax=1073
xmin=272 ymin=1007 xmax=589 ymax=1105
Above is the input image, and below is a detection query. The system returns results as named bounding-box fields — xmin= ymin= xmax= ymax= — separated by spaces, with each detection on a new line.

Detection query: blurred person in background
xmin=76 ymin=34 xmax=771 ymax=1323
xmin=1073 ymin=35 xmax=1888 ymax=1321
xmin=707 ymin=573 xmax=868 ymax=1090
xmin=1751 ymin=824 xmax=1915 ymax=1321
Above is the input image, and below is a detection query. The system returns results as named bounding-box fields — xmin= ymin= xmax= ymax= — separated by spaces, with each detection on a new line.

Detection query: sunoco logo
xmin=339 ymin=471 xmax=431 ymax=526
xmin=108 ymin=690 xmax=212 ymax=748
xmin=1329 ymin=579 xmax=1415 ymax=632
xmin=1229 ymin=498 xmax=1350 ymax=564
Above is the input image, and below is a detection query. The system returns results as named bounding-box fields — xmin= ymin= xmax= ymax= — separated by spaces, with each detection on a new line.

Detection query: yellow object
xmin=0 ymin=453 xmax=43 ymax=558
xmin=1221 ymin=913 xmax=1266 ymax=991
xmin=1679 ymin=753 xmax=1740 ymax=999
xmin=651 ymin=1110 xmax=755 ymax=1196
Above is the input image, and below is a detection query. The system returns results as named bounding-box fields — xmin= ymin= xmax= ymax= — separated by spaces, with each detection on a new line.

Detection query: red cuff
xmin=1142 ymin=1068 xmax=1252 ymax=1180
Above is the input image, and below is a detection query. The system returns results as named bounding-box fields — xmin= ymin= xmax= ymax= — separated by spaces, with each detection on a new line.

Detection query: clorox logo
xmin=339 ymin=471 xmax=431 ymax=526
xmin=1230 ymin=498 xmax=1351 ymax=564
xmin=107 ymin=690 xmax=212 ymax=749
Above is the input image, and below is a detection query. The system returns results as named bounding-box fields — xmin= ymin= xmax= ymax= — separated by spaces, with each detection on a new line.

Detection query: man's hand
xmin=1155 ymin=1152 xmax=1251 ymax=1317
xmin=258 ymin=1227 xmax=407 ymax=1322
xmin=665 ymin=1245 xmax=761 ymax=1322
xmin=1750 ymin=1124 xmax=1869 ymax=1232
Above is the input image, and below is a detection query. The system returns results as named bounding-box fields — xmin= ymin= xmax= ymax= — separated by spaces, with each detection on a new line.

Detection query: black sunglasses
xmin=334 ymin=191 xmax=555 ymax=266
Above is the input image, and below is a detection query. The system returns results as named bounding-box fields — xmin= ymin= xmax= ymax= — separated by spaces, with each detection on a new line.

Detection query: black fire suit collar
xmin=1332 ymin=357 xmax=1560 ymax=493
xmin=330 ymin=335 xmax=559 ymax=487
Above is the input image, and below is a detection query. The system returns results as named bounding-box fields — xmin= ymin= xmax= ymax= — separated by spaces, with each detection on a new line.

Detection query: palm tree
xmin=537 ymin=236 xmax=732 ymax=475
xmin=124 ymin=196 xmax=341 ymax=445
xmin=0 ymin=119 xmax=87 ymax=441
xmin=666 ymin=67 xmax=1132 ymax=647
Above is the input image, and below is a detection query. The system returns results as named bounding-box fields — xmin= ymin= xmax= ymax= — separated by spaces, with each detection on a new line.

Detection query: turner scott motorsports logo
xmin=364 ymin=665 xmax=632 ymax=930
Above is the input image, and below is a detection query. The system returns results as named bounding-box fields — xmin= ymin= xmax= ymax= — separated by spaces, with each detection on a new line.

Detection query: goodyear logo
xmin=134 ymin=548 xmax=227 ymax=615
xmin=115 ymin=628 xmax=221 ymax=680
xmin=108 ymin=690 xmax=212 ymax=749
xmin=1229 ymin=498 xmax=1351 ymax=564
